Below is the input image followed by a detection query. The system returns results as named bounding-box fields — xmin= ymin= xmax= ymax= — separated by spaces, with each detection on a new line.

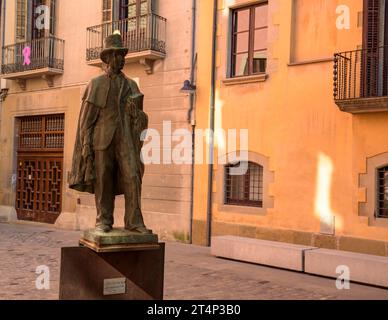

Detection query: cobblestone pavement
xmin=1 ymin=222 xmax=388 ymax=300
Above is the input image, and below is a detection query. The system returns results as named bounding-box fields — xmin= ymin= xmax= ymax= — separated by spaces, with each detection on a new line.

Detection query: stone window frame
xmin=359 ymin=152 xmax=388 ymax=228
xmin=216 ymin=151 xmax=274 ymax=215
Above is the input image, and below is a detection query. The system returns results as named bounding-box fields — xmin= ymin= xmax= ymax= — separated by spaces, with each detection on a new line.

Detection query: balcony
xmin=334 ymin=46 xmax=388 ymax=113
xmin=1 ymin=36 xmax=65 ymax=90
xmin=86 ymin=13 xmax=166 ymax=74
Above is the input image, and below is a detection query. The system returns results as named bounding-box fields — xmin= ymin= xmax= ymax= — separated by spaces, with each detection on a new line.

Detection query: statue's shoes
xmin=128 ymin=226 xmax=153 ymax=234
xmin=95 ymin=225 xmax=112 ymax=233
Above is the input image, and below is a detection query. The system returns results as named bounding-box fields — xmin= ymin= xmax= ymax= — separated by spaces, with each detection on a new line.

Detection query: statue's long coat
xmin=68 ymin=73 xmax=148 ymax=195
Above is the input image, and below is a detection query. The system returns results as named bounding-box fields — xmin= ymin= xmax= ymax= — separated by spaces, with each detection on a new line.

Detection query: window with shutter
xmin=49 ymin=0 xmax=56 ymax=36
xmin=17 ymin=0 xmax=56 ymax=41
xmin=16 ymin=0 xmax=27 ymax=41
xmin=363 ymin=0 xmax=380 ymax=49
xmin=103 ymin=0 xmax=113 ymax=23
xmin=362 ymin=0 xmax=388 ymax=97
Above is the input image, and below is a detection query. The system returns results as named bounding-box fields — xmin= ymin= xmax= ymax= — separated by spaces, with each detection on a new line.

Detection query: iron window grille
xmin=225 ymin=162 xmax=263 ymax=208
xmin=376 ymin=166 xmax=388 ymax=218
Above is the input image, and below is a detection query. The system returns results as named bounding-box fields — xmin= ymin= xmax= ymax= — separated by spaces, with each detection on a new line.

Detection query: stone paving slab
xmin=0 ymin=223 xmax=388 ymax=300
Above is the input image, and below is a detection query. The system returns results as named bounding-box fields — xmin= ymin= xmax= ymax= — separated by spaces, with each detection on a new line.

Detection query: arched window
xmin=377 ymin=166 xmax=388 ymax=218
xmin=224 ymin=162 xmax=263 ymax=208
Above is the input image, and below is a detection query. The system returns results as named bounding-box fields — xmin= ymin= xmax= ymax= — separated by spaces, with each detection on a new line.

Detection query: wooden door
xmin=16 ymin=114 xmax=64 ymax=224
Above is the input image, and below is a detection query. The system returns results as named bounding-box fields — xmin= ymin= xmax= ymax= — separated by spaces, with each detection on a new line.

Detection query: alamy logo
xmin=35 ymin=5 xmax=50 ymax=30
xmin=35 ymin=265 xmax=50 ymax=290
xmin=336 ymin=265 xmax=350 ymax=290
xmin=141 ymin=121 xmax=249 ymax=175
xmin=336 ymin=5 xmax=350 ymax=30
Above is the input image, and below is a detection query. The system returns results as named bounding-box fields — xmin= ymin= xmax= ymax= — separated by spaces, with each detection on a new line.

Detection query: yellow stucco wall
xmin=193 ymin=0 xmax=388 ymax=245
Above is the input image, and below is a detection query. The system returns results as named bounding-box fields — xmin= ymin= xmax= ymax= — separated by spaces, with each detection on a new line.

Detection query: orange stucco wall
xmin=193 ymin=0 xmax=388 ymax=243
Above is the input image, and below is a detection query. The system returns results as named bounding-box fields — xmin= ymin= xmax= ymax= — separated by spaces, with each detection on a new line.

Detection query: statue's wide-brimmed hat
xmin=100 ymin=32 xmax=128 ymax=64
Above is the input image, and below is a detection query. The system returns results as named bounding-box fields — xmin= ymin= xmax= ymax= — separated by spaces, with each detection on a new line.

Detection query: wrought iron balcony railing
xmin=334 ymin=46 xmax=388 ymax=113
xmin=86 ymin=13 xmax=167 ymax=63
xmin=1 ymin=36 xmax=65 ymax=76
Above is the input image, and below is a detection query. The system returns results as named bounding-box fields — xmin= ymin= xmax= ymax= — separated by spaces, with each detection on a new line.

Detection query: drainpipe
xmin=206 ymin=0 xmax=218 ymax=247
xmin=0 ymin=0 xmax=8 ymax=102
xmin=1 ymin=0 xmax=5 ymax=52
xmin=188 ymin=0 xmax=197 ymax=244
xmin=1 ymin=0 xmax=5 ymax=73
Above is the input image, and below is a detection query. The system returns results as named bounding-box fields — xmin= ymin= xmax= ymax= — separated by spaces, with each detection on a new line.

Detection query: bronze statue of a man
xmin=69 ymin=33 xmax=151 ymax=234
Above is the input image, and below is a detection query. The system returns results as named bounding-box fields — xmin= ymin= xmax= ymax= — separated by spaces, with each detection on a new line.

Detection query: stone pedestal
xmin=59 ymin=242 xmax=165 ymax=300
xmin=81 ymin=228 xmax=158 ymax=250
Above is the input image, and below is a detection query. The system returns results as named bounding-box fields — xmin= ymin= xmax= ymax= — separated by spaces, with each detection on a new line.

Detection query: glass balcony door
xmin=118 ymin=0 xmax=151 ymax=52
xmin=31 ymin=0 xmax=45 ymax=40
xmin=12 ymin=0 xmax=56 ymax=72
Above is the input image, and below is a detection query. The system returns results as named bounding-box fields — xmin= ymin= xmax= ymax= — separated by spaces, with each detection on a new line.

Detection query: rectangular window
xmin=363 ymin=0 xmax=388 ymax=49
xmin=103 ymin=0 xmax=113 ymax=23
xmin=377 ymin=166 xmax=388 ymax=218
xmin=49 ymin=0 xmax=56 ymax=35
xmin=225 ymin=162 xmax=263 ymax=208
xmin=105 ymin=0 xmax=153 ymax=21
xmin=31 ymin=0 xmax=45 ymax=40
xmin=18 ymin=114 xmax=65 ymax=150
xmin=105 ymin=0 xmax=153 ymax=31
xmin=16 ymin=0 xmax=56 ymax=41
xmin=231 ymin=2 xmax=268 ymax=77
xmin=16 ymin=0 xmax=27 ymax=41
xmin=120 ymin=0 xmax=151 ymax=30
xmin=124 ymin=0 xmax=149 ymax=19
